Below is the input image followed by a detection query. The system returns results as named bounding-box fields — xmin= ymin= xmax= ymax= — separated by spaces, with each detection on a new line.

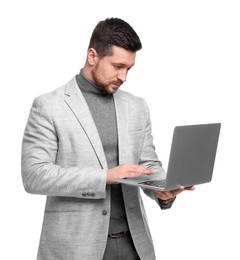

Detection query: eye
xmin=113 ymin=64 xmax=122 ymax=70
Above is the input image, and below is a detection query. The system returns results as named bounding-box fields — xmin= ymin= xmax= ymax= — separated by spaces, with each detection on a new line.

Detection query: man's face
xmin=91 ymin=46 xmax=136 ymax=94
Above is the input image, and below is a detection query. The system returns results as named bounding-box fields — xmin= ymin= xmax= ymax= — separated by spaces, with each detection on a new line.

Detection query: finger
xmin=162 ymin=188 xmax=183 ymax=199
xmin=155 ymin=185 xmax=195 ymax=200
xmin=125 ymin=165 xmax=152 ymax=175
xmin=155 ymin=191 xmax=173 ymax=200
xmin=184 ymin=186 xmax=195 ymax=190
xmin=172 ymin=186 xmax=185 ymax=196
xmin=172 ymin=185 xmax=195 ymax=196
xmin=127 ymin=169 xmax=151 ymax=178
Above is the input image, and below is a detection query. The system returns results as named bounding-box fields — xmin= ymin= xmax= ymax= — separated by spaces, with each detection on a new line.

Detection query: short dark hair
xmin=88 ymin=18 xmax=142 ymax=58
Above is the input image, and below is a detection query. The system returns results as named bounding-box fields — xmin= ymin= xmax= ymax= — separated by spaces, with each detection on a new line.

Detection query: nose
xmin=117 ymin=70 xmax=127 ymax=83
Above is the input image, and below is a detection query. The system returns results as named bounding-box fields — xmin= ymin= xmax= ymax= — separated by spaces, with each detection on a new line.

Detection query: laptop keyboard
xmin=139 ymin=179 xmax=166 ymax=188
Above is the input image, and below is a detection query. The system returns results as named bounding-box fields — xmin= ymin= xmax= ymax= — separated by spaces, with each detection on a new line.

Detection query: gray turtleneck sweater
xmin=76 ymin=70 xmax=129 ymax=234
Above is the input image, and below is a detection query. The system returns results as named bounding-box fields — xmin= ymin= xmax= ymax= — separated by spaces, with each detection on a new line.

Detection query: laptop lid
xmin=163 ymin=123 xmax=221 ymax=190
xmin=113 ymin=123 xmax=221 ymax=191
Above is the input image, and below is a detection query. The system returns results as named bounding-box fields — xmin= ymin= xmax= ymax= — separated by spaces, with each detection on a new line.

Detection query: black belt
xmin=108 ymin=230 xmax=128 ymax=238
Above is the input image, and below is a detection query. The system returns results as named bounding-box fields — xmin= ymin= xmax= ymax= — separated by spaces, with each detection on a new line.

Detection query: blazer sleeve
xmin=138 ymin=99 xmax=174 ymax=209
xmin=21 ymin=96 xmax=107 ymax=199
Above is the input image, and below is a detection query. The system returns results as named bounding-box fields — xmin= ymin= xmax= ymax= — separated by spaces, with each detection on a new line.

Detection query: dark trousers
xmin=103 ymin=232 xmax=140 ymax=260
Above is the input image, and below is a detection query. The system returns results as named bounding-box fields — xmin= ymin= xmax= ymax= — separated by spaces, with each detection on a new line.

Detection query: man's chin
xmin=108 ymin=85 xmax=120 ymax=94
xmin=101 ymin=83 xmax=121 ymax=94
xmin=97 ymin=85 xmax=118 ymax=94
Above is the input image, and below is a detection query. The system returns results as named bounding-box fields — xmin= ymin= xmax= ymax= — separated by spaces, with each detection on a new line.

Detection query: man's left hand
xmin=155 ymin=186 xmax=195 ymax=204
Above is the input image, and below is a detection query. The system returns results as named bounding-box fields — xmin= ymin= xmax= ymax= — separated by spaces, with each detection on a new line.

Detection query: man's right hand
xmin=106 ymin=164 xmax=152 ymax=184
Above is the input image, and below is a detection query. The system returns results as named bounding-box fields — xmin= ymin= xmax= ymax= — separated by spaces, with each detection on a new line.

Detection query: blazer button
xmin=102 ymin=210 xmax=107 ymax=216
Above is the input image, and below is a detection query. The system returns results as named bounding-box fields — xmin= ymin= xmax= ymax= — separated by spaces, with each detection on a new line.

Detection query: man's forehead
xmin=108 ymin=46 xmax=136 ymax=65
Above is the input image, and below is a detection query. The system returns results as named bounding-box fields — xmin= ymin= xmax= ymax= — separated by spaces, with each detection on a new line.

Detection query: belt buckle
xmin=109 ymin=231 xmax=127 ymax=238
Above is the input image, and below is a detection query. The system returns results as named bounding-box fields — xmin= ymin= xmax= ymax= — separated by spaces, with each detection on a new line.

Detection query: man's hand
xmin=155 ymin=186 xmax=195 ymax=204
xmin=107 ymin=164 xmax=152 ymax=184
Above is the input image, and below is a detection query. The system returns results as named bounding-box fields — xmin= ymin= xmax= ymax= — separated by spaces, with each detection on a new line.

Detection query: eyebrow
xmin=112 ymin=62 xmax=135 ymax=69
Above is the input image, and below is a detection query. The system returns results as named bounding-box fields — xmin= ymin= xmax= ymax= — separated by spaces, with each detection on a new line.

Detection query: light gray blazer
xmin=21 ymin=77 xmax=168 ymax=260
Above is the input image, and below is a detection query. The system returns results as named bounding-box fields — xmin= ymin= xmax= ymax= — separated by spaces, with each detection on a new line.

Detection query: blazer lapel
xmin=114 ymin=91 xmax=137 ymax=203
xmin=64 ymin=77 xmax=108 ymax=169
xmin=114 ymin=90 xmax=129 ymax=165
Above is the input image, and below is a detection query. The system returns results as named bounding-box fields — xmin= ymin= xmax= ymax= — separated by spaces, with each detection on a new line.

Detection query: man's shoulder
xmin=34 ymin=77 xmax=76 ymax=103
xmin=116 ymin=89 xmax=145 ymax=103
xmin=115 ymin=89 xmax=149 ymax=114
xmin=116 ymin=90 xmax=149 ymax=122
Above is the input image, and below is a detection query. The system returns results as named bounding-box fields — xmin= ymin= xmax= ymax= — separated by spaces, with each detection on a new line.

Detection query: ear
xmin=87 ymin=48 xmax=98 ymax=65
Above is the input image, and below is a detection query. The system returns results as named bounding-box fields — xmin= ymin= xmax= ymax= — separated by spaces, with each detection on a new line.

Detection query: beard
xmin=91 ymin=67 xmax=122 ymax=94
xmin=91 ymin=71 xmax=109 ymax=93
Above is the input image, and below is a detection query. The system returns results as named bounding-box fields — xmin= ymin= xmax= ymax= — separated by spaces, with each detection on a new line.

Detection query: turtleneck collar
xmin=76 ymin=69 xmax=110 ymax=96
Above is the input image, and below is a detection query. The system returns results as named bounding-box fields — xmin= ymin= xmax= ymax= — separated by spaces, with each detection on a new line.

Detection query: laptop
xmin=113 ymin=123 xmax=221 ymax=191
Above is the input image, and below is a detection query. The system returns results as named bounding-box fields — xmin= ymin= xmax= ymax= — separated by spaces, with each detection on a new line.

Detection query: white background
xmin=1 ymin=0 xmax=239 ymax=259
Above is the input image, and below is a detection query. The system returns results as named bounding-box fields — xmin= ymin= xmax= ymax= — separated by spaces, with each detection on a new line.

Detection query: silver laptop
xmin=113 ymin=123 xmax=221 ymax=191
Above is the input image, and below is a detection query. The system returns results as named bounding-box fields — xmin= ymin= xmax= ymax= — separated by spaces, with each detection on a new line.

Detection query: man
xmin=21 ymin=18 xmax=194 ymax=260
